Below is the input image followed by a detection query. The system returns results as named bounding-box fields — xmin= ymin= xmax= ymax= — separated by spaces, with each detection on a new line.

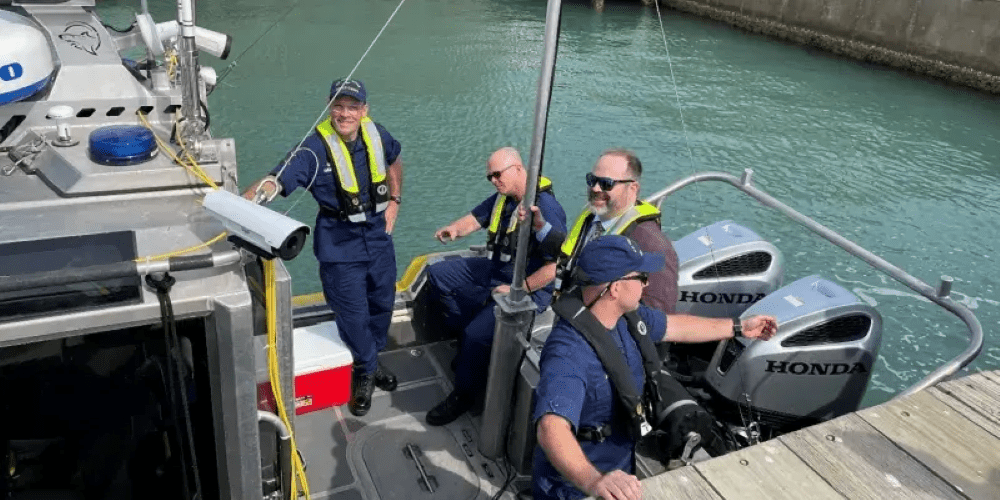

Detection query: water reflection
xmin=97 ymin=0 xmax=999 ymax=397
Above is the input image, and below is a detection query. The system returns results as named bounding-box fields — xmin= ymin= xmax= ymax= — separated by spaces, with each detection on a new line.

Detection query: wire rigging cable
xmin=215 ymin=0 xmax=301 ymax=87
xmin=273 ymin=0 xmax=409 ymax=216
xmin=651 ymin=1 xmax=762 ymax=440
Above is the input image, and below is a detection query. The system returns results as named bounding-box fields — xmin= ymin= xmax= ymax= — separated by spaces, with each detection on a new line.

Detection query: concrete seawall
xmin=653 ymin=0 xmax=1000 ymax=93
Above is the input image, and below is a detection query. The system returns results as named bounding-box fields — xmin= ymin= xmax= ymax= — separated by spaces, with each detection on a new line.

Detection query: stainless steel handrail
xmin=646 ymin=169 xmax=983 ymax=398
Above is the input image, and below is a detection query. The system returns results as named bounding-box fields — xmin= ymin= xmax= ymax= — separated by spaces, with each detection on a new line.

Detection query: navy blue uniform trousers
xmin=319 ymin=244 xmax=397 ymax=374
xmin=427 ymin=257 xmax=543 ymax=396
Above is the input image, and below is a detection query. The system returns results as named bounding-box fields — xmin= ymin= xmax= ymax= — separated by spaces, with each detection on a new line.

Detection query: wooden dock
xmin=639 ymin=370 xmax=1000 ymax=499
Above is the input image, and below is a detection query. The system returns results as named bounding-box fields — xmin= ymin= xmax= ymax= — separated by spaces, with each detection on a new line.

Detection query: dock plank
xmin=931 ymin=379 xmax=1000 ymax=442
xmin=980 ymin=370 xmax=1000 ymax=386
xmin=857 ymin=389 xmax=1000 ymax=499
xmin=639 ymin=466 xmax=722 ymax=500
xmin=929 ymin=387 xmax=1000 ymax=442
xmin=692 ymin=439 xmax=843 ymax=499
xmin=936 ymin=372 xmax=1000 ymax=427
xmin=780 ymin=413 xmax=964 ymax=499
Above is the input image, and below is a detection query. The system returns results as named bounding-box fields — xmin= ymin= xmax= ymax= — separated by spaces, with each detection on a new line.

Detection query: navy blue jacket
xmin=532 ymin=305 xmax=667 ymax=500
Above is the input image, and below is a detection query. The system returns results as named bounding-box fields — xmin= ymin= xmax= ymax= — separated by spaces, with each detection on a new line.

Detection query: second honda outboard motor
xmin=674 ymin=220 xmax=784 ymax=318
xmin=704 ymin=275 xmax=882 ymax=434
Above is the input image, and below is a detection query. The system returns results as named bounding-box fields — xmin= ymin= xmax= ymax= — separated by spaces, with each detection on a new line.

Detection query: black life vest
xmin=550 ymin=293 xmax=663 ymax=440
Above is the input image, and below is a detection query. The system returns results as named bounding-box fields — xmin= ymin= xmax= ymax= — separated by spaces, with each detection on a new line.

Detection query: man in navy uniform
xmin=243 ymin=78 xmax=402 ymax=417
xmin=532 ymin=235 xmax=777 ymax=500
xmin=424 ymin=147 xmax=567 ymax=426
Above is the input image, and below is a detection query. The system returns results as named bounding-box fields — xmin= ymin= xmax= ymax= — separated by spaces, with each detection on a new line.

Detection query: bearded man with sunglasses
xmin=525 ymin=148 xmax=678 ymax=314
xmin=532 ymin=235 xmax=777 ymax=500
xmin=424 ymin=147 xmax=567 ymax=426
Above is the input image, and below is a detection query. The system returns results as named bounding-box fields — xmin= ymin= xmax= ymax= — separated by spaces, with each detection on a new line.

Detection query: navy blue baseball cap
xmin=574 ymin=235 xmax=665 ymax=286
xmin=330 ymin=78 xmax=366 ymax=102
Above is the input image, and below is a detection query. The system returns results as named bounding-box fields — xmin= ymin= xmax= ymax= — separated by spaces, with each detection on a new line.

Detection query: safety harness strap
xmin=551 ymin=293 xmax=652 ymax=440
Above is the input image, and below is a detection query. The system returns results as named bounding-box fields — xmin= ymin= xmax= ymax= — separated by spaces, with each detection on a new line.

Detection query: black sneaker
xmin=373 ymin=362 xmax=397 ymax=392
xmin=349 ymin=369 xmax=375 ymax=417
xmin=425 ymin=390 xmax=472 ymax=426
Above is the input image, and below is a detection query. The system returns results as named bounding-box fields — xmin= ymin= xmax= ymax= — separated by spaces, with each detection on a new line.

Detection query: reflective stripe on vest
xmin=555 ymin=201 xmax=661 ymax=289
xmin=485 ymin=176 xmax=553 ymax=261
xmin=316 ymin=117 xmax=389 ymax=223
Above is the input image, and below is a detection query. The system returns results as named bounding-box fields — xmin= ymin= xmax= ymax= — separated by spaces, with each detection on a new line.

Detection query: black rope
xmin=215 ymin=1 xmax=300 ymax=87
xmin=147 ymin=272 xmax=203 ymax=499
xmin=103 ymin=21 xmax=137 ymax=33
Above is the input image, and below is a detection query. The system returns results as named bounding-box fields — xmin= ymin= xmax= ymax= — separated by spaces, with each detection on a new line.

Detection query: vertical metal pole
xmin=177 ymin=0 xmax=205 ymax=144
xmin=510 ymin=0 xmax=562 ymax=303
xmin=479 ymin=0 xmax=563 ymax=459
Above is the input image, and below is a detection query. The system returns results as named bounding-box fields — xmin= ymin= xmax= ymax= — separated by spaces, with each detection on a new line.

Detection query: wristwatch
xmin=389 ymin=195 xmax=402 ymax=205
xmin=732 ymin=318 xmax=743 ymax=338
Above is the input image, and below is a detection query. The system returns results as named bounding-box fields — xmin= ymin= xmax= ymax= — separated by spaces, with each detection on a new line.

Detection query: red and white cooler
xmin=255 ymin=321 xmax=354 ymax=415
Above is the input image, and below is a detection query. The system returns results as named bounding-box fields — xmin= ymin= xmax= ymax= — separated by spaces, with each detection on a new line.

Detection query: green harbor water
xmin=100 ymin=0 xmax=1000 ymax=406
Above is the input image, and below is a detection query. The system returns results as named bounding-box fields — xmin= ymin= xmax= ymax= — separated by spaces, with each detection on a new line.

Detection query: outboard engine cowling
xmin=666 ymin=221 xmax=784 ymax=379
xmin=704 ymin=274 xmax=882 ymax=432
xmin=0 ymin=11 xmax=55 ymax=106
xmin=674 ymin=220 xmax=784 ymax=318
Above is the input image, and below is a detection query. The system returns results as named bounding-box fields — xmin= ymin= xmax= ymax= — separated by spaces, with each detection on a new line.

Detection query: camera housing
xmin=202 ymin=190 xmax=310 ymax=261
xmin=135 ymin=14 xmax=233 ymax=59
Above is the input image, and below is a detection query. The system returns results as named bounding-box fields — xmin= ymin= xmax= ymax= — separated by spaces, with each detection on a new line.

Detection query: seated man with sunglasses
xmin=424 ymin=147 xmax=567 ymax=426
xmin=533 ymin=235 xmax=778 ymax=500
xmin=524 ymin=148 xmax=678 ymax=314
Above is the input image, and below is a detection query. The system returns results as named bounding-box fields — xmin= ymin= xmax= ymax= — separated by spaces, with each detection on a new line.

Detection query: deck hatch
xmin=0 ymin=231 xmax=141 ymax=322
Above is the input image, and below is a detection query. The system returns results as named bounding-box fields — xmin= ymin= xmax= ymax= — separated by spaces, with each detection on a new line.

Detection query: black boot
xmin=349 ymin=367 xmax=375 ymax=417
xmin=373 ymin=361 xmax=397 ymax=392
xmin=425 ymin=390 xmax=472 ymax=426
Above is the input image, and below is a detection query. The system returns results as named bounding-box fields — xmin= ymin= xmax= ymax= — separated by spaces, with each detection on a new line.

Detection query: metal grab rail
xmin=646 ymin=169 xmax=983 ymax=398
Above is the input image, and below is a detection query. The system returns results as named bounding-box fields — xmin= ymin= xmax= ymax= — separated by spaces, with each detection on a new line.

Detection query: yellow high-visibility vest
xmin=316 ymin=116 xmax=389 ymax=223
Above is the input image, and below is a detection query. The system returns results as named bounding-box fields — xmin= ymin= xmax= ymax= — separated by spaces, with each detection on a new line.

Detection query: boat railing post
xmin=938 ymin=275 xmax=953 ymax=298
xmin=479 ymin=0 xmax=564 ymax=460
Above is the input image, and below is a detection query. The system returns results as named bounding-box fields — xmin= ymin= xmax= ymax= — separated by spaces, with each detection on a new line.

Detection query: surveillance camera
xmin=152 ymin=21 xmax=233 ymax=59
xmin=202 ymin=190 xmax=310 ymax=260
xmin=191 ymin=26 xmax=232 ymax=60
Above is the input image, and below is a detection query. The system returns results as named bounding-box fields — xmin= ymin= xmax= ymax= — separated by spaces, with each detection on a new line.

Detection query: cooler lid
xmin=292 ymin=322 xmax=354 ymax=372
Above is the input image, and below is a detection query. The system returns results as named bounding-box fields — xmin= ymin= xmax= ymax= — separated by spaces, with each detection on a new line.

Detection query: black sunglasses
xmin=618 ymin=273 xmax=649 ymax=285
xmin=486 ymin=164 xmax=518 ymax=182
xmin=586 ymin=172 xmax=635 ymax=191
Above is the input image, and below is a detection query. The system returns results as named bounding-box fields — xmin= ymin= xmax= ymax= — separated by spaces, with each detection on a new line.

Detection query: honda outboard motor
xmin=668 ymin=221 xmax=784 ymax=378
xmin=674 ymin=220 xmax=784 ymax=318
xmin=704 ymin=275 xmax=882 ymax=433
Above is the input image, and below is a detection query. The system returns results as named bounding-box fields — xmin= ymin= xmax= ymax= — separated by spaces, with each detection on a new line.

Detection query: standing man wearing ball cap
xmin=243 ymin=78 xmax=403 ymax=417
xmin=532 ymin=235 xmax=778 ymax=500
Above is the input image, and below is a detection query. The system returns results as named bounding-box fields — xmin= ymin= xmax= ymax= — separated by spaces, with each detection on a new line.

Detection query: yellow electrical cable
xmin=265 ymin=259 xmax=311 ymax=499
xmin=132 ymin=111 xmax=226 ymax=261
xmin=166 ymin=50 xmax=178 ymax=81
xmin=137 ymin=111 xmax=219 ymax=189
xmin=135 ymin=231 xmax=229 ymax=263
xmin=135 ymin=71 xmax=307 ymax=497
xmin=175 ymin=111 xmax=202 ymax=173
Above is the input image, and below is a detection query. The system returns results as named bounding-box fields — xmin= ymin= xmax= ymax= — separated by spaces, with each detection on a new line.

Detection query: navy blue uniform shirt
xmin=532 ymin=304 xmax=666 ymax=500
xmin=470 ymin=190 xmax=566 ymax=289
xmin=271 ymin=123 xmax=400 ymax=263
